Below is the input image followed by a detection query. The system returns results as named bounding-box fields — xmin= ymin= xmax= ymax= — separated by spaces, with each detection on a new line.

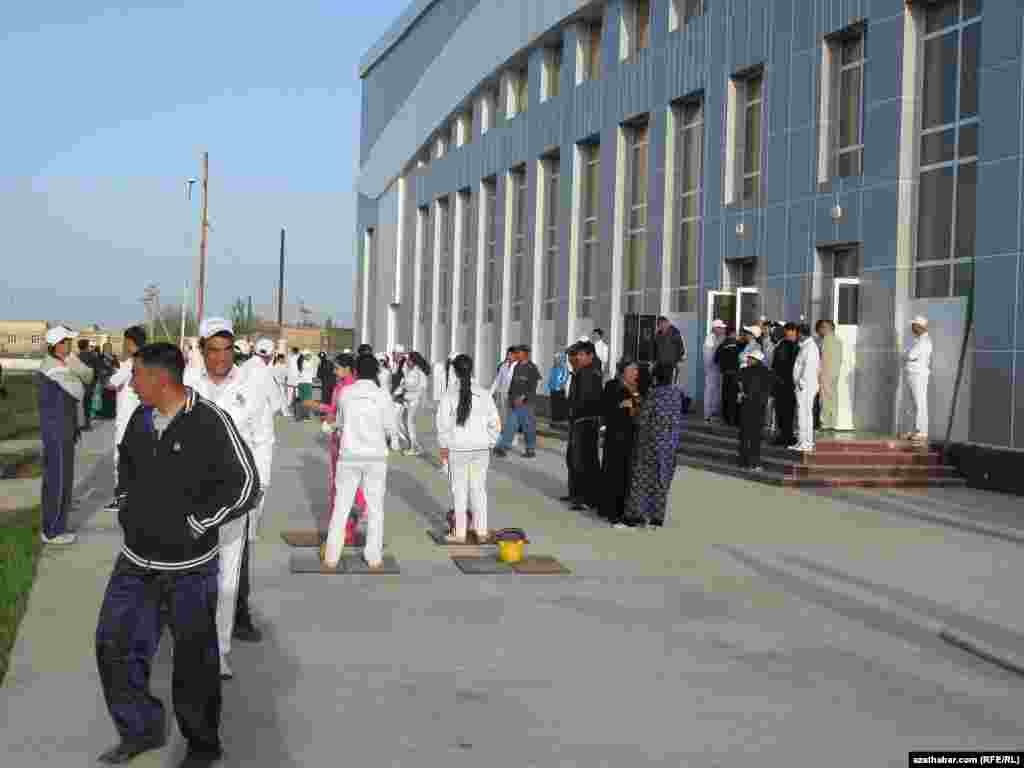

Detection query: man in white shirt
xmin=324 ymin=354 xmax=397 ymax=570
xmin=185 ymin=318 xmax=273 ymax=679
xmin=286 ymin=347 xmax=301 ymax=418
xmin=103 ymin=326 xmax=147 ymax=514
xmin=791 ymin=324 xmax=821 ymax=453
xmin=490 ymin=347 xmax=516 ymax=424
xmin=592 ymin=329 xmax=609 ymax=379
xmin=901 ymin=316 xmax=933 ymax=443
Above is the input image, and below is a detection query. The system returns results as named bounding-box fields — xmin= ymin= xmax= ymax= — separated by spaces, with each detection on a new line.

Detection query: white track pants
xmin=326 ymin=460 xmax=386 ymax=566
xmin=906 ymin=373 xmax=929 ymax=436
xmin=400 ymin=398 xmax=422 ymax=451
xmin=449 ymin=450 xmax=489 ymax=538
xmin=217 ymin=513 xmax=247 ymax=661
xmin=796 ymin=387 xmax=818 ymax=448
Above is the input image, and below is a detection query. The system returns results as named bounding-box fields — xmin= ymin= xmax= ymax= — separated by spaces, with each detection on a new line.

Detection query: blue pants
xmin=96 ymin=556 xmax=222 ymax=757
xmin=40 ymin=433 xmax=74 ymax=538
xmin=495 ymin=403 xmax=536 ymax=451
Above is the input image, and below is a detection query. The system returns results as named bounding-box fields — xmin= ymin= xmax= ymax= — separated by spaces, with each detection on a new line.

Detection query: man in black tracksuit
xmin=563 ymin=341 xmax=603 ymax=511
xmin=714 ymin=328 xmax=741 ymax=426
xmin=95 ymin=343 xmax=260 ymax=768
xmin=770 ymin=323 xmax=800 ymax=446
xmin=737 ymin=350 xmax=780 ymax=470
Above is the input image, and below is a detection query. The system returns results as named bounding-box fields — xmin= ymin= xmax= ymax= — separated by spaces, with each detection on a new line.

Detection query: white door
xmin=707 ymin=290 xmax=736 ymax=334
xmin=833 ymin=278 xmax=860 ymax=431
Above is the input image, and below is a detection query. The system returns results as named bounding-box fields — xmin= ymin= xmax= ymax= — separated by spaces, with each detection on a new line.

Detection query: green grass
xmin=0 ymin=505 xmax=43 ymax=686
xmin=0 ymin=373 xmax=40 ymax=442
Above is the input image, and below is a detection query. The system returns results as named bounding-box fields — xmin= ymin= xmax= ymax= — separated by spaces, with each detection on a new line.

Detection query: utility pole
xmin=277 ymin=227 xmax=286 ymax=335
xmin=179 ymin=279 xmax=189 ymax=349
xmin=196 ymin=152 xmax=210 ymax=327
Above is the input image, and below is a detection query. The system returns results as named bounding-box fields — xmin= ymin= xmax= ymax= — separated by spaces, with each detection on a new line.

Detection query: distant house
xmin=0 ymin=320 xmax=48 ymax=356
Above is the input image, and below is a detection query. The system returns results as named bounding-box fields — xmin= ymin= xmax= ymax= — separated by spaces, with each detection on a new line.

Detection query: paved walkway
xmin=2 ymin=408 xmax=1024 ymax=767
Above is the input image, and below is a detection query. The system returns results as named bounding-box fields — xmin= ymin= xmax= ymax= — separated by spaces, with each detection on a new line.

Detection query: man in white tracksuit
xmin=490 ymin=348 xmax=516 ymax=424
xmin=436 ymin=354 xmax=501 ymax=543
xmin=703 ymin=319 xmax=726 ymax=422
xmin=242 ymin=338 xmax=283 ymax=535
xmin=103 ymin=325 xmax=147 ymax=513
xmin=902 ymin=315 xmax=933 ymax=442
xmin=185 ymin=318 xmax=274 ymax=680
xmin=324 ymin=354 xmax=397 ymax=569
xmin=791 ymin=327 xmax=821 ymax=453
xmin=395 ymin=354 xmax=428 ymax=454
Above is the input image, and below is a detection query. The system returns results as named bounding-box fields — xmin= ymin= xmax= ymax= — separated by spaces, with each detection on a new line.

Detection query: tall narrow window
xmin=543 ymin=154 xmax=561 ymax=321
xmin=419 ymin=206 xmax=433 ymax=324
xmin=583 ymin=19 xmax=603 ymax=81
xmin=484 ymin=179 xmax=499 ymax=323
xmin=915 ymin=0 xmax=980 ymax=298
xmin=837 ymin=33 xmax=865 ymax=176
xmin=742 ymin=75 xmax=763 ymax=205
xmin=670 ymin=0 xmax=704 ymax=32
xmin=510 ymin=168 xmax=528 ymax=322
xmin=621 ymin=0 xmax=651 ymax=61
xmin=544 ymin=46 xmax=562 ymax=101
xmin=508 ymin=68 xmax=528 ymax=117
xmin=438 ymin=198 xmax=452 ymax=326
xmin=579 ymin=142 xmax=600 ymax=318
xmin=726 ymin=70 xmax=765 ymax=206
xmin=459 ymin=190 xmax=476 ymax=324
xmin=674 ymin=98 xmax=703 ymax=312
xmin=624 ymin=121 xmax=649 ymax=314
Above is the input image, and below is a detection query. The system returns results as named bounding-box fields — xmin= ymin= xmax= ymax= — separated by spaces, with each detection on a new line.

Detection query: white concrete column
xmin=360 ymin=230 xmax=372 ymax=345
xmin=411 ymin=207 xmax=425 ymax=352
xmin=661 ymin=107 xmax=676 ymax=316
xmin=530 ymin=158 xmax=546 ymax=364
xmin=430 ymin=200 xmax=444 ymax=361
xmin=609 ymin=127 xmax=628 ymax=368
xmin=566 ymin=144 xmax=583 ymax=347
xmin=473 ymin=180 xmax=488 ymax=374
xmin=451 ymin=192 xmax=466 ymax=353
xmin=499 ymin=171 xmax=515 ymax=355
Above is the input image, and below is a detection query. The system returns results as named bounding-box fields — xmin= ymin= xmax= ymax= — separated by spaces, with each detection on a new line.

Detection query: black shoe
xmin=569 ymin=503 xmax=588 ymax=512
xmin=523 ymin=450 xmax=536 ymax=458
xmin=492 ymin=448 xmax=507 ymax=458
xmin=558 ymin=495 xmax=575 ymax=503
xmin=233 ymin=621 xmax=262 ymax=643
xmin=179 ymin=749 xmax=223 ymax=768
xmin=98 ymin=737 xmax=167 ymax=764
xmin=648 ymin=520 xmax=663 ymax=528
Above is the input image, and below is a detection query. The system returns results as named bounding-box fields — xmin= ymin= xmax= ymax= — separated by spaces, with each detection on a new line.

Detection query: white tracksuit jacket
xmin=436 ymin=384 xmax=502 ymax=452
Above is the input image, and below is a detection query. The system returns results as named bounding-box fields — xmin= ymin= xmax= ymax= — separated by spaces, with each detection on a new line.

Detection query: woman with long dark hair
xmin=599 ymin=358 xmax=642 ymax=526
xmin=317 ymin=354 xmax=366 ymax=543
xmin=395 ymin=351 xmax=430 ymax=455
xmin=436 ymin=354 xmax=501 ymax=543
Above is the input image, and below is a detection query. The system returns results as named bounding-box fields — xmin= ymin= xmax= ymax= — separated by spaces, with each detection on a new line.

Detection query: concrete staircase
xmin=676 ymin=419 xmax=966 ymax=489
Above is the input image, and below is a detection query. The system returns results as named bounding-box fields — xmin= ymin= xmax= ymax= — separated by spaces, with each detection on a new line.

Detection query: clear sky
xmin=1 ymin=0 xmax=410 ymax=329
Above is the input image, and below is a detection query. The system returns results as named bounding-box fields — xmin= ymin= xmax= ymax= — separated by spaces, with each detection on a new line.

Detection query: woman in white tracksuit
xmin=396 ymin=352 xmax=430 ymax=454
xmin=436 ymin=354 xmax=501 ymax=543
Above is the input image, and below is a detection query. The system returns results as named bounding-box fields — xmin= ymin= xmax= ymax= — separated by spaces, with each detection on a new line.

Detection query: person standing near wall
xmin=702 ymin=320 xmax=726 ymax=423
xmin=791 ymin=324 xmax=821 ymax=453
xmin=901 ymin=316 xmax=933 ymax=445
xmin=817 ymin=320 xmax=843 ymax=431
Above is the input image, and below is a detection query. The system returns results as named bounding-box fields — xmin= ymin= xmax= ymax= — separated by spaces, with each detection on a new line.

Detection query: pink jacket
xmin=319 ymin=374 xmax=355 ymax=417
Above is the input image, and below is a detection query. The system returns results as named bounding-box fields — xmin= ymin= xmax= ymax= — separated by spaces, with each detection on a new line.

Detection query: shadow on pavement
xmin=386 ymin=466 xmax=448 ymax=531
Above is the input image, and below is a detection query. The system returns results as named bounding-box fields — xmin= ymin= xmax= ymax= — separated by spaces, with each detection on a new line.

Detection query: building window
xmin=458 ymin=110 xmax=473 ymax=147
xmin=31 ymin=335 xmax=42 ymax=344
xmin=481 ymin=88 xmax=498 ymax=134
xmin=915 ymin=0 xmax=980 ymax=299
xmin=579 ymin=142 xmax=600 ymax=318
xmin=725 ymin=70 xmax=764 ymax=206
xmin=434 ymin=133 xmax=447 ymax=160
xmin=579 ymin=18 xmax=603 ymax=83
xmin=7 ymin=335 xmax=16 ymax=344
xmin=670 ymin=0 xmax=704 ymax=33
xmin=543 ymin=154 xmax=561 ymax=321
xmin=620 ymin=0 xmax=651 ymax=61
xmin=543 ymin=45 xmax=562 ymax=101
xmin=438 ymin=198 xmax=453 ymax=326
xmin=419 ymin=207 xmax=433 ymax=324
xmin=483 ymin=179 xmax=499 ymax=323
xmin=820 ymin=28 xmax=866 ymax=180
xmin=508 ymin=67 xmax=528 ymax=117
xmin=674 ymin=98 xmax=703 ymax=313
xmin=510 ymin=167 xmax=528 ymax=322
xmin=459 ymin=190 xmax=476 ymax=324
xmin=624 ymin=120 xmax=649 ymax=314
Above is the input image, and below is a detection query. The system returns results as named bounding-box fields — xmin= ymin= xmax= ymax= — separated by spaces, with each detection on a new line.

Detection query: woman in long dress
xmin=624 ymin=362 xmax=685 ymax=528
xmin=599 ymin=359 xmax=642 ymax=526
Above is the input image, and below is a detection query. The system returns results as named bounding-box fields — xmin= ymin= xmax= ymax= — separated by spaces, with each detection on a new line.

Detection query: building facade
xmin=355 ymin=0 xmax=1024 ymax=447
xmin=0 ymin=321 xmax=49 ymax=356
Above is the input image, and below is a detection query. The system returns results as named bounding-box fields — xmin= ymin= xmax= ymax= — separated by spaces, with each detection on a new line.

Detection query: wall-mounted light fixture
xmin=735 ymin=222 xmax=745 ymax=237
xmin=831 ymin=204 xmax=843 ymax=220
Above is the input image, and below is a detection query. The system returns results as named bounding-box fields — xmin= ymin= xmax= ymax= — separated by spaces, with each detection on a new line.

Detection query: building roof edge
xmin=358 ymin=0 xmax=440 ymax=79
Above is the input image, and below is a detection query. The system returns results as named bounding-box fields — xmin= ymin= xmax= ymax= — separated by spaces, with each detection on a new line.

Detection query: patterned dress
xmin=624 ymin=384 xmax=685 ymax=524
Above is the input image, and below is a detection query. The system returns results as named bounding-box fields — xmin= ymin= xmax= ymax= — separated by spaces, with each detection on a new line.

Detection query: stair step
xmin=682 ymin=420 xmax=937 ymax=453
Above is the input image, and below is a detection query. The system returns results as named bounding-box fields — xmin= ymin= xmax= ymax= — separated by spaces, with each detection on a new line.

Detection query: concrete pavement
xmin=2 ymin=406 xmax=1023 ymax=767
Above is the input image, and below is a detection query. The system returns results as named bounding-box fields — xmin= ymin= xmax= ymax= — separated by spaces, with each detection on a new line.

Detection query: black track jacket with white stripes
xmin=116 ymin=388 xmax=261 ymax=571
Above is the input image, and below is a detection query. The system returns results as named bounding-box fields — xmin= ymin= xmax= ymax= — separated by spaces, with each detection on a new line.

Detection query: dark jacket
xmin=714 ymin=337 xmax=741 ymax=375
xmin=37 ymin=373 xmax=79 ymax=439
xmin=655 ymin=324 xmax=686 ymax=366
xmin=771 ymin=339 xmax=799 ymax=389
xmin=568 ymin=365 xmax=603 ymax=421
xmin=117 ymin=388 xmax=261 ymax=571
xmin=507 ymin=360 xmax=542 ymax=404
xmin=738 ymin=365 xmax=779 ymax=411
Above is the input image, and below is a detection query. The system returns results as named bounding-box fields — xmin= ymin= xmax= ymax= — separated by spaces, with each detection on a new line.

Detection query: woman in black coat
xmin=598 ymin=359 xmax=642 ymax=525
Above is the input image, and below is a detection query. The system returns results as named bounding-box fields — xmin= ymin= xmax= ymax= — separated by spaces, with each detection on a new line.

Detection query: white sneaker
xmin=788 ymin=443 xmax=814 ymax=453
xmin=220 ymin=657 xmax=233 ymax=680
xmin=40 ymin=532 xmax=76 ymax=545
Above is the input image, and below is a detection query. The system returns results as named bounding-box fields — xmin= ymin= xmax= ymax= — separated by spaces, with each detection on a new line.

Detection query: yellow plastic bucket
xmin=497 ymin=539 xmax=525 ymax=563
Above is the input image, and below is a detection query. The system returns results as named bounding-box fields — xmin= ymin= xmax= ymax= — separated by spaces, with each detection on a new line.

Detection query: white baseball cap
xmin=254 ymin=338 xmax=275 ymax=356
xmin=711 ymin=319 xmax=726 ymax=329
xmin=912 ymin=315 xmax=928 ymax=328
xmin=745 ymin=349 xmax=765 ymax=362
xmin=45 ymin=325 xmax=78 ymax=346
xmin=199 ymin=317 xmax=233 ymax=339
xmin=577 ymin=336 xmax=590 ymax=343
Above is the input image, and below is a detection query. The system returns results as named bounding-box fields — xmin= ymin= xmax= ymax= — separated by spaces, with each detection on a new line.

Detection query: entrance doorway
xmin=706 ymin=288 xmax=759 ymax=334
xmin=832 ymin=277 xmax=860 ymax=431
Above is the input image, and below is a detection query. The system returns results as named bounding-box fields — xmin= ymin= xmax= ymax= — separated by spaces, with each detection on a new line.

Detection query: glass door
xmin=736 ymin=287 xmax=760 ymax=330
xmin=707 ymin=290 xmax=736 ymax=334
xmin=832 ymin=278 xmax=860 ymax=431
